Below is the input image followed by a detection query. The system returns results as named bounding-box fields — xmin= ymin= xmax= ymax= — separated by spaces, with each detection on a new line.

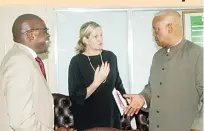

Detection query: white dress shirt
xmin=18 ymin=43 xmax=37 ymax=58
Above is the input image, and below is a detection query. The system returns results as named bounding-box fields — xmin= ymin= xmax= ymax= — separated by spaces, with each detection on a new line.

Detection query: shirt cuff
xmin=142 ymin=96 xmax=147 ymax=108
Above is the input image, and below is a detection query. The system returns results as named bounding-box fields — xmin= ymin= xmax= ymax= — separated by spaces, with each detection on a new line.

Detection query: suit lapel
xmin=14 ymin=43 xmax=47 ymax=83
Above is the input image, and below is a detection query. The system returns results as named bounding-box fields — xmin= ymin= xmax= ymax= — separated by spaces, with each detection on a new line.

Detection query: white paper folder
xmin=112 ymin=88 xmax=128 ymax=115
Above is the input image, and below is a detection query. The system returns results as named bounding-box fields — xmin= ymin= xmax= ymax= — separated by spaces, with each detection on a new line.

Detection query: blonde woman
xmin=68 ymin=21 xmax=126 ymax=130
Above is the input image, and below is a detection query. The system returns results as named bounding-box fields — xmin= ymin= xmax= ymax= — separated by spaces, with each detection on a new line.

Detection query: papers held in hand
xmin=112 ymin=88 xmax=128 ymax=115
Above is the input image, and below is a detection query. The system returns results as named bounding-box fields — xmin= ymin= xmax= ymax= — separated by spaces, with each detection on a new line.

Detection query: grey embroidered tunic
xmin=140 ymin=38 xmax=203 ymax=131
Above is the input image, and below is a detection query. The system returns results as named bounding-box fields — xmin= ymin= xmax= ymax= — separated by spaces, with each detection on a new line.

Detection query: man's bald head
xmin=152 ymin=10 xmax=183 ymax=48
xmin=12 ymin=14 xmax=43 ymax=43
xmin=154 ymin=9 xmax=182 ymax=28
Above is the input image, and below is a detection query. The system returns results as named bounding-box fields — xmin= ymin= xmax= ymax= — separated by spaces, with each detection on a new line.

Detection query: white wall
xmin=54 ymin=9 xmax=160 ymax=94
xmin=131 ymin=10 xmax=159 ymax=93
xmin=55 ymin=10 xmax=130 ymax=94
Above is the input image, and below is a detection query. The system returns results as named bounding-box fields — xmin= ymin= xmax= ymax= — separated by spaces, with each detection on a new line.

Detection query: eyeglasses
xmin=23 ymin=27 xmax=49 ymax=34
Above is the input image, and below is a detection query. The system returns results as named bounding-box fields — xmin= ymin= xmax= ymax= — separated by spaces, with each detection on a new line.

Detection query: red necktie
xmin=35 ymin=56 xmax=47 ymax=80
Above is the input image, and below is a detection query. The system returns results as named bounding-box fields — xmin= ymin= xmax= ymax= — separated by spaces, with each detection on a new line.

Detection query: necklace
xmin=87 ymin=53 xmax=106 ymax=83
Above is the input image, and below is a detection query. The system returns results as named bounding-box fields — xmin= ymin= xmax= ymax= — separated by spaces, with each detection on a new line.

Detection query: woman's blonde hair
xmin=75 ymin=21 xmax=101 ymax=54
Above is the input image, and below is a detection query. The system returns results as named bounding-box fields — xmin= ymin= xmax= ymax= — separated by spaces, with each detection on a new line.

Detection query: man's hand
xmin=123 ymin=94 xmax=145 ymax=116
xmin=56 ymin=127 xmax=77 ymax=131
xmin=56 ymin=127 xmax=68 ymax=131
xmin=190 ymin=129 xmax=200 ymax=131
xmin=68 ymin=128 xmax=77 ymax=131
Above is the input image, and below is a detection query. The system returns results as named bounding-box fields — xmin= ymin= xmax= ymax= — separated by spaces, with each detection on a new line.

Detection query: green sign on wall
xmin=190 ymin=16 xmax=203 ymax=47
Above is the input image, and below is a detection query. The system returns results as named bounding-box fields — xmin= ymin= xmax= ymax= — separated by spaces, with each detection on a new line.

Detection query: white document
xmin=112 ymin=88 xmax=128 ymax=115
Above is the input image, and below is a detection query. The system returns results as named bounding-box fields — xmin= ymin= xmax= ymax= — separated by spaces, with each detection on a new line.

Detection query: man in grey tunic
xmin=124 ymin=10 xmax=203 ymax=131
